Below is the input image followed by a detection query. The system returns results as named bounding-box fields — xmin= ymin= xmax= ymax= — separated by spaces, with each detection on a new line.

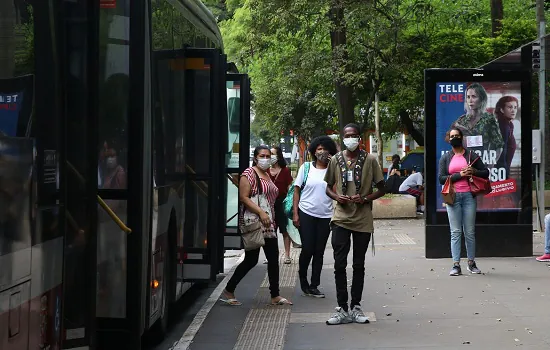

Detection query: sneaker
xmin=326 ymin=307 xmax=352 ymax=325
xmin=449 ymin=265 xmax=462 ymax=276
xmin=467 ymin=261 xmax=481 ymax=274
xmin=536 ymin=253 xmax=550 ymax=262
xmin=305 ymin=287 xmax=325 ymax=298
xmin=350 ymin=305 xmax=370 ymax=324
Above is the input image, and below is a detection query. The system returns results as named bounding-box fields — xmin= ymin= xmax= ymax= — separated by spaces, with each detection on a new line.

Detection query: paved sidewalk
xmin=188 ymin=219 xmax=549 ymax=350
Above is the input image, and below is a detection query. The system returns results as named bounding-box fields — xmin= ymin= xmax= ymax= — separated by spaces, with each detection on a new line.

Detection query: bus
xmin=0 ymin=0 xmax=250 ymax=349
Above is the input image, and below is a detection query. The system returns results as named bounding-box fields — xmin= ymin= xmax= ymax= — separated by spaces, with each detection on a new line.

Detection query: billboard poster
xmin=435 ymin=81 xmax=521 ymax=212
xmin=0 ymin=75 xmax=34 ymax=137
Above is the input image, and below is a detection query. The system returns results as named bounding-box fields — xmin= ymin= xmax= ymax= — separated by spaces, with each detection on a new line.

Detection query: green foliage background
xmin=205 ymin=0 xmax=538 ymax=145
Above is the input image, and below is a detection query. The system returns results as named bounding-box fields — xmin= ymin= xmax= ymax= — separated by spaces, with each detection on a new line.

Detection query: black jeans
xmin=298 ymin=210 xmax=331 ymax=292
xmin=226 ymin=237 xmax=280 ymax=298
xmin=331 ymin=224 xmax=371 ymax=311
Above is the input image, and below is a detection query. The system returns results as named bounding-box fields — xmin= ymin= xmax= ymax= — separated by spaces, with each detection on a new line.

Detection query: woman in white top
xmin=292 ymin=136 xmax=337 ymax=298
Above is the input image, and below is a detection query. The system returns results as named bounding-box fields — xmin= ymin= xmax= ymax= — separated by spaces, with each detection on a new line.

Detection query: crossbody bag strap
xmin=353 ymin=150 xmax=367 ymax=195
xmin=301 ymin=162 xmax=311 ymax=190
xmin=335 ymin=152 xmax=348 ymax=194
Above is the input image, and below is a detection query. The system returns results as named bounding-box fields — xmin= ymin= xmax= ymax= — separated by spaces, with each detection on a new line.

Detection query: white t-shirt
xmin=399 ymin=172 xmax=423 ymax=192
xmin=294 ymin=162 xmax=333 ymax=218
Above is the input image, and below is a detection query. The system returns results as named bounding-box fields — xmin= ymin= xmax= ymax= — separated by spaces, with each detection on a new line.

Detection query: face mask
xmin=316 ymin=151 xmax=330 ymax=163
xmin=270 ymin=155 xmax=278 ymax=165
xmin=343 ymin=138 xmax=360 ymax=151
xmin=106 ymin=157 xmax=117 ymax=168
xmin=450 ymin=137 xmax=462 ymax=147
xmin=257 ymin=158 xmax=271 ymax=170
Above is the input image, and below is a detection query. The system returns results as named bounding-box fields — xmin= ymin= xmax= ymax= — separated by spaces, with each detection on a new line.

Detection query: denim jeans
xmin=545 ymin=214 xmax=550 ymax=254
xmin=331 ymin=224 xmax=371 ymax=311
xmin=446 ymin=192 xmax=476 ymax=262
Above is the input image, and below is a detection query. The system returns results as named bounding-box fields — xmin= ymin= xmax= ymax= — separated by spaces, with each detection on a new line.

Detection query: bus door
xmin=224 ymin=74 xmax=251 ymax=251
xmin=180 ymin=48 xmax=226 ymax=281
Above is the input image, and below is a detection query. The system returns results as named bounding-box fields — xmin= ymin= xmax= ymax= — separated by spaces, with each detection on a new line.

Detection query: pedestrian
xmin=292 ymin=136 xmax=337 ymax=298
xmin=324 ymin=123 xmax=386 ymax=325
xmin=536 ymin=214 xmax=550 ymax=262
xmin=221 ymin=145 xmax=292 ymax=306
xmin=439 ymin=128 xmax=489 ymax=276
xmin=269 ymin=146 xmax=294 ymax=264
xmin=398 ymin=166 xmax=424 ymax=214
xmin=386 ymin=154 xmax=401 ymax=179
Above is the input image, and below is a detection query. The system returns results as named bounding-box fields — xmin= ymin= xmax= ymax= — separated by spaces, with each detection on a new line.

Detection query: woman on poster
xmin=450 ymin=83 xmax=504 ymax=158
xmin=494 ymin=95 xmax=519 ymax=178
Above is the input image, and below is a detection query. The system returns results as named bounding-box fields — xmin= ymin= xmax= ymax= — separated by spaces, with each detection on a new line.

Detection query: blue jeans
xmin=446 ymin=192 xmax=476 ymax=263
xmin=545 ymin=214 xmax=550 ymax=254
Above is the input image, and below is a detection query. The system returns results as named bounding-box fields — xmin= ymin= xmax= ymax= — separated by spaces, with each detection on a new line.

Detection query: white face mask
xmin=270 ymin=155 xmax=278 ymax=165
xmin=257 ymin=158 xmax=271 ymax=170
xmin=343 ymin=138 xmax=360 ymax=151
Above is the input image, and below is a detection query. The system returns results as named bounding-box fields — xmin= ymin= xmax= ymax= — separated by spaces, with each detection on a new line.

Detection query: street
xmin=145 ymin=217 xmax=549 ymax=350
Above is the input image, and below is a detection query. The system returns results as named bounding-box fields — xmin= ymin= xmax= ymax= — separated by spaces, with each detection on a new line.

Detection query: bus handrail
xmin=97 ymin=195 xmax=132 ymax=234
xmin=67 ymin=161 xmax=132 ymax=234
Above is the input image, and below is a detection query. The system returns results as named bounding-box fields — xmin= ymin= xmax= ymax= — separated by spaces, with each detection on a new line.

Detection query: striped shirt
xmin=239 ymin=167 xmax=279 ymax=233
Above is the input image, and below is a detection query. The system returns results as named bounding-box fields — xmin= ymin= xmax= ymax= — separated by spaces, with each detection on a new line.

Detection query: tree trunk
xmin=490 ymin=0 xmax=504 ymax=37
xmin=399 ymin=110 xmax=424 ymax=146
xmin=0 ymin=0 xmax=16 ymax=78
xmin=329 ymin=0 xmax=355 ymax=134
xmin=374 ymin=91 xmax=383 ymax=166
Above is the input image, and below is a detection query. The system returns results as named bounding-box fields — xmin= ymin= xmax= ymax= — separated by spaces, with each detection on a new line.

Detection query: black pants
xmin=298 ymin=210 xmax=331 ymax=292
xmin=331 ymin=224 xmax=371 ymax=311
xmin=226 ymin=237 xmax=280 ymax=298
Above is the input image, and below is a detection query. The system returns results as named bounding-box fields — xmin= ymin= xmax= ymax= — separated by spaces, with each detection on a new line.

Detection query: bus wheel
xmin=152 ymin=245 xmax=171 ymax=339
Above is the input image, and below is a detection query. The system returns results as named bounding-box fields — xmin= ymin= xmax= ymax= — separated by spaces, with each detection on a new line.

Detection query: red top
xmin=269 ymin=166 xmax=293 ymax=199
xmin=239 ymin=167 xmax=279 ymax=232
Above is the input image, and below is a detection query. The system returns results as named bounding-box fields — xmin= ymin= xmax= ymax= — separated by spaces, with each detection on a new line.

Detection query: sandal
xmin=220 ymin=290 xmax=242 ymax=306
xmin=283 ymin=257 xmax=292 ymax=264
xmin=271 ymin=297 xmax=293 ymax=305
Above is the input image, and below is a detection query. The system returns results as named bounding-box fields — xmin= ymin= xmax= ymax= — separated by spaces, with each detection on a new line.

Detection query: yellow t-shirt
xmin=324 ymin=151 xmax=384 ymax=233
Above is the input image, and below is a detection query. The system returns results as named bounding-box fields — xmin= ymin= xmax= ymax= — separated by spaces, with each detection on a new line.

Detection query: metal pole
xmin=537 ymin=0 xmax=546 ymax=231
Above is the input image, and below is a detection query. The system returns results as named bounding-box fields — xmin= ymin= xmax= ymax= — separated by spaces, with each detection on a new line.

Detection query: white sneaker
xmin=326 ymin=307 xmax=352 ymax=325
xmin=350 ymin=305 xmax=370 ymax=324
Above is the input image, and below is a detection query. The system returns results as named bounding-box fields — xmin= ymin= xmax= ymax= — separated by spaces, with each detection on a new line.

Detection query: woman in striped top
xmin=222 ymin=145 xmax=293 ymax=306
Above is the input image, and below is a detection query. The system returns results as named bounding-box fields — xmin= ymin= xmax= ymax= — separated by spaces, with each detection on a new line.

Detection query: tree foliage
xmin=208 ymin=0 xmax=539 ymax=144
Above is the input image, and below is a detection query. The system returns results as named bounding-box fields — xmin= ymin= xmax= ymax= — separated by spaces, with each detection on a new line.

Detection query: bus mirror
xmin=228 ymin=97 xmax=240 ymax=133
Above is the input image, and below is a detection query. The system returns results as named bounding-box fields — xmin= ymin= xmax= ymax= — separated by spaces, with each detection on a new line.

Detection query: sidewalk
xmin=187 ymin=219 xmax=549 ymax=350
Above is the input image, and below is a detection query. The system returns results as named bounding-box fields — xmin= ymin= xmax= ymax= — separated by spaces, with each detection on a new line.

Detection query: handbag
xmin=441 ymin=175 xmax=455 ymax=205
xmin=468 ymin=153 xmax=492 ymax=196
xmin=283 ymin=161 xmax=310 ymax=219
xmin=239 ymin=169 xmax=272 ymax=251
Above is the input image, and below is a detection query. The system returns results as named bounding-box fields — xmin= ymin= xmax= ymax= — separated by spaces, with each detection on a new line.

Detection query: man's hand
xmin=350 ymin=194 xmax=364 ymax=204
xmin=335 ymin=195 xmax=351 ymax=204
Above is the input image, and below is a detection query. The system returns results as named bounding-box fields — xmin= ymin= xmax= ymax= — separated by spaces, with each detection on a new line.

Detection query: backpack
xmin=385 ymin=174 xmax=404 ymax=194
xmin=283 ymin=161 xmax=311 ymax=219
xmin=334 ymin=150 xmax=368 ymax=195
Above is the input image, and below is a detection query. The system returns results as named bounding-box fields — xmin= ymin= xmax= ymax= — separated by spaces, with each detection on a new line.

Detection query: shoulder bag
xmin=441 ymin=176 xmax=455 ymax=205
xmin=468 ymin=152 xmax=492 ymax=196
xmin=239 ymin=169 xmax=271 ymax=251
xmin=283 ymin=162 xmax=310 ymax=219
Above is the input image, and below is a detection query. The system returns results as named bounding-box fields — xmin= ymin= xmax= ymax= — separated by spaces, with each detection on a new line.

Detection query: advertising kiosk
xmin=424 ymin=69 xmax=533 ymax=258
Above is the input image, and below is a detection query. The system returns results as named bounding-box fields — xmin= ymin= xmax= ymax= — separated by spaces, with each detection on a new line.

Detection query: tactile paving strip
xmin=233 ymin=307 xmax=291 ymax=350
xmin=394 ymin=233 xmax=416 ymax=245
xmin=260 ymin=249 xmax=300 ymax=288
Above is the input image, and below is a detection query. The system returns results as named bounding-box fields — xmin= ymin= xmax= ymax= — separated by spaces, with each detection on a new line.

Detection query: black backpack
xmin=385 ymin=174 xmax=403 ymax=194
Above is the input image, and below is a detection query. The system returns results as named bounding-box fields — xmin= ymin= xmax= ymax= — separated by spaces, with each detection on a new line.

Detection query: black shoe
xmin=449 ymin=265 xmax=462 ymax=276
xmin=305 ymin=287 xmax=325 ymax=298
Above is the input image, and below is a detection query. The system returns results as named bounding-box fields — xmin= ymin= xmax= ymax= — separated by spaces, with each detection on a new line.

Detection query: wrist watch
xmin=362 ymin=196 xmax=369 ymax=203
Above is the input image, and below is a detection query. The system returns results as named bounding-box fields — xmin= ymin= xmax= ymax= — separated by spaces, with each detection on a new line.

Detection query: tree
xmin=490 ymin=0 xmax=504 ymax=37
xmin=211 ymin=0 xmax=539 ymax=147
